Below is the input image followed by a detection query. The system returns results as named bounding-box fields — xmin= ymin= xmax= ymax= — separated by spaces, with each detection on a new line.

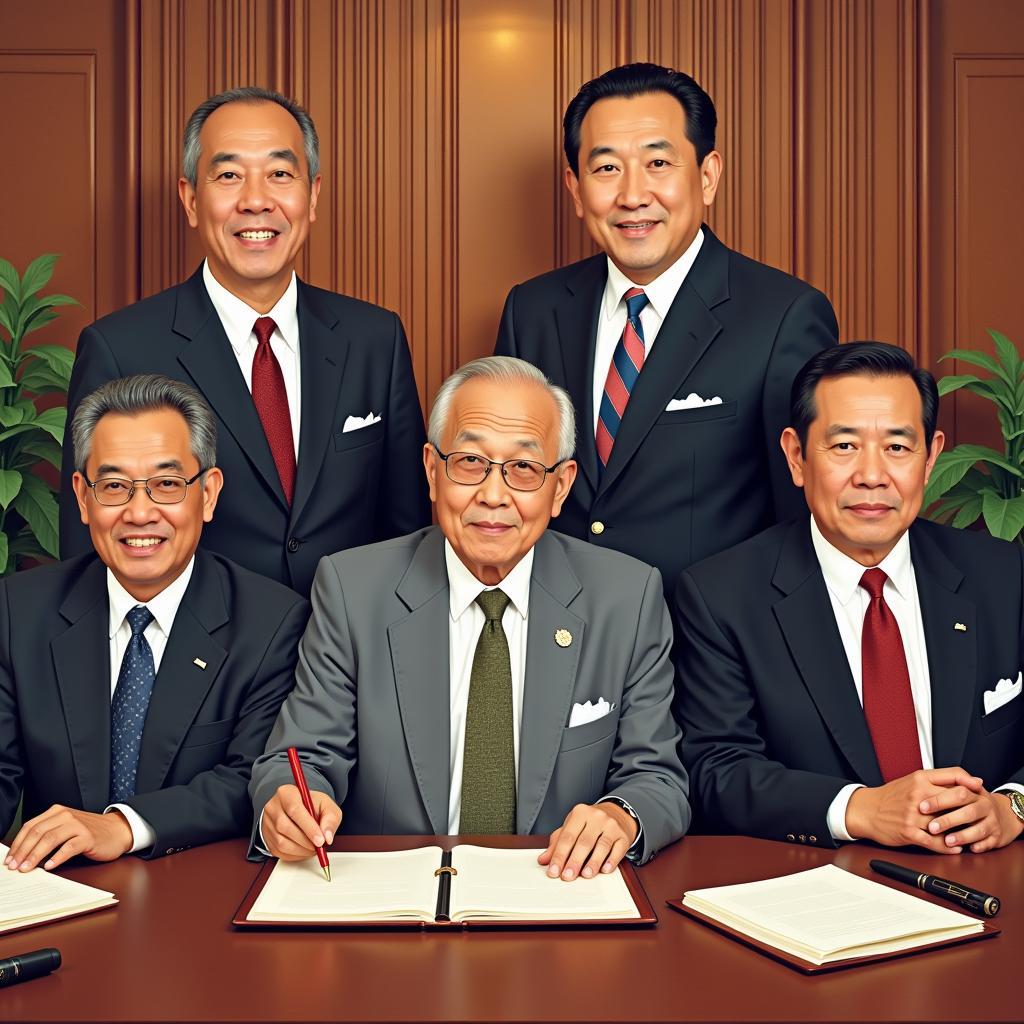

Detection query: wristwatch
xmin=999 ymin=789 xmax=1024 ymax=827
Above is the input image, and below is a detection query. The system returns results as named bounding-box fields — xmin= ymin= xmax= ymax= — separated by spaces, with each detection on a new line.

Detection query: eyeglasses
xmin=82 ymin=470 xmax=208 ymax=506
xmin=432 ymin=445 xmax=564 ymax=493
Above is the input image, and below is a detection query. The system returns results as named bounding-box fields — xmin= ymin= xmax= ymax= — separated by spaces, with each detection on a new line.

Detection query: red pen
xmin=286 ymin=746 xmax=332 ymax=881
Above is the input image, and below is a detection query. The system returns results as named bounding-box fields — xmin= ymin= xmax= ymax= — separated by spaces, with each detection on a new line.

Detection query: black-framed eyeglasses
xmin=82 ymin=470 xmax=208 ymax=506
xmin=432 ymin=445 xmax=564 ymax=493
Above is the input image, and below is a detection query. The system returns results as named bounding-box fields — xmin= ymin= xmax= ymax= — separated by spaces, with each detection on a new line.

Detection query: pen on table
xmin=286 ymin=746 xmax=332 ymax=882
xmin=0 ymin=949 xmax=61 ymax=988
xmin=870 ymin=859 xmax=1000 ymax=917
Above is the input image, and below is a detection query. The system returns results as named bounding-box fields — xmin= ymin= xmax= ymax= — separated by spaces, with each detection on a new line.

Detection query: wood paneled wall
xmin=3 ymin=0 xmax=1023 ymax=437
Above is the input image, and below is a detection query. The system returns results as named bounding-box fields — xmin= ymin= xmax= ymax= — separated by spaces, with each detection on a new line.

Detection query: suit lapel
xmin=517 ymin=534 xmax=584 ymax=833
xmin=50 ymin=559 xmax=113 ymax=811
xmin=554 ymin=257 xmax=605 ymax=493
xmin=599 ymin=226 xmax=728 ymax=497
xmin=173 ymin=268 xmax=289 ymax=510
xmin=290 ymin=282 xmax=348 ymax=524
xmin=909 ymin=526 xmax=975 ymax=768
xmin=772 ymin=523 xmax=883 ymax=785
xmin=388 ymin=529 xmax=451 ymax=834
xmin=135 ymin=553 xmax=229 ymax=793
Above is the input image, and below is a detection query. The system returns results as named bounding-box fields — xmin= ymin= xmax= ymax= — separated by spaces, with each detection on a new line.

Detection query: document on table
xmin=0 ymin=843 xmax=117 ymax=934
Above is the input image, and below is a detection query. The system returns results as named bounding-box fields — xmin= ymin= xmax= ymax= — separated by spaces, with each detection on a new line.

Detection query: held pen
xmin=0 ymin=948 xmax=62 ymax=988
xmin=870 ymin=859 xmax=1000 ymax=917
xmin=287 ymin=746 xmax=332 ymax=882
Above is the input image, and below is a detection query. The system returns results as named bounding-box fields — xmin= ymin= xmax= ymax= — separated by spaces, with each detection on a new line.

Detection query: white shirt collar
xmin=202 ymin=259 xmax=299 ymax=356
xmin=809 ymin=515 xmax=913 ymax=606
xmin=602 ymin=225 xmax=705 ymax=321
xmin=106 ymin=556 xmax=196 ymax=639
xmin=444 ymin=540 xmax=534 ymax=622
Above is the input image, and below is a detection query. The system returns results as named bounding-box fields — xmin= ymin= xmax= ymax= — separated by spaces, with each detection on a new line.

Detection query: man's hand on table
xmin=538 ymin=801 xmax=638 ymax=881
xmin=5 ymin=805 xmax=133 ymax=871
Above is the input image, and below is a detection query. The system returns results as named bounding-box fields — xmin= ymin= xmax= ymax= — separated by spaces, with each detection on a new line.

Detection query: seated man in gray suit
xmin=251 ymin=356 xmax=690 ymax=880
xmin=2 ymin=376 xmax=309 ymax=872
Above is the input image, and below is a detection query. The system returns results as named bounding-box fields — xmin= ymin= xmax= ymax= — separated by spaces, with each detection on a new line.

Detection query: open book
xmin=0 ymin=843 xmax=118 ymax=935
xmin=237 ymin=845 xmax=653 ymax=927
xmin=672 ymin=864 xmax=993 ymax=971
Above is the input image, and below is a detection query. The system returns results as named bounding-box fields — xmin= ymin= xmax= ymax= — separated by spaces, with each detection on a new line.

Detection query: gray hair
xmin=182 ymin=87 xmax=320 ymax=186
xmin=72 ymin=375 xmax=217 ymax=473
xmin=428 ymin=356 xmax=576 ymax=462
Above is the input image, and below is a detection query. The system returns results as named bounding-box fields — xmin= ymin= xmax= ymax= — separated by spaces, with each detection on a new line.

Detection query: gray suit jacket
xmin=250 ymin=527 xmax=690 ymax=862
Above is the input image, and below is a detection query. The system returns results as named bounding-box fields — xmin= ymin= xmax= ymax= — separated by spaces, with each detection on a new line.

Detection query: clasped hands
xmin=262 ymin=785 xmax=638 ymax=881
xmin=846 ymin=766 xmax=1024 ymax=854
xmin=5 ymin=805 xmax=133 ymax=872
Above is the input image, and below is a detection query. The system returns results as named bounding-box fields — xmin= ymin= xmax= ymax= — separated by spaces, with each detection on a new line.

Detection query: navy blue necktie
xmin=110 ymin=605 xmax=156 ymax=803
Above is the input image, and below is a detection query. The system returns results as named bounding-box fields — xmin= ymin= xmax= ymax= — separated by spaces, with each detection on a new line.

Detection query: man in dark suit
xmin=60 ymin=87 xmax=430 ymax=597
xmin=675 ymin=342 xmax=1024 ymax=852
xmin=495 ymin=63 xmax=838 ymax=593
xmin=2 ymin=375 xmax=309 ymax=871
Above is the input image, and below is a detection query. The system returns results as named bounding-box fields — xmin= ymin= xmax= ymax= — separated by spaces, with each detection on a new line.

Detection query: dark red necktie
xmin=859 ymin=568 xmax=923 ymax=781
xmin=251 ymin=316 xmax=296 ymax=504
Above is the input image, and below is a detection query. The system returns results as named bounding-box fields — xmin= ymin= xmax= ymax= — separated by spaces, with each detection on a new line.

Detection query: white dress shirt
xmin=202 ymin=260 xmax=301 ymax=458
xmin=811 ymin=518 xmax=1023 ymax=840
xmin=104 ymin=558 xmax=195 ymax=852
xmin=592 ymin=227 xmax=705 ymax=435
xmin=444 ymin=541 xmax=533 ymax=834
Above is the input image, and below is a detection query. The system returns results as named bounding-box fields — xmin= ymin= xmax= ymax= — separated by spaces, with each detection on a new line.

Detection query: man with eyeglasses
xmin=251 ymin=356 xmax=689 ymax=879
xmin=1 ymin=375 xmax=309 ymax=871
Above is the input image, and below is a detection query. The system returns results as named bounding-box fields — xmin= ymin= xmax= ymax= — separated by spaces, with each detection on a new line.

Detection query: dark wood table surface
xmin=1 ymin=834 xmax=1020 ymax=1023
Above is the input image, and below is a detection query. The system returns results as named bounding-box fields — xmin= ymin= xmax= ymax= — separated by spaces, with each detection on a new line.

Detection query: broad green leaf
xmin=19 ymin=254 xmax=58 ymax=299
xmin=11 ymin=473 xmax=59 ymax=558
xmin=0 ymin=424 xmax=43 ymax=444
xmin=940 ymin=348 xmax=1014 ymax=387
xmin=0 ymin=533 xmax=9 ymax=576
xmin=939 ymin=376 xmax=1016 ymax=415
xmin=0 ymin=258 xmax=18 ymax=303
xmin=27 ymin=344 xmax=75 ymax=374
xmin=0 ymin=301 xmax=14 ymax=340
xmin=30 ymin=406 xmax=66 ymax=444
xmin=924 ymin=445 xmax=1021 ymax=506
xmin=982 ymin=490 xmax=1024 ymax=542
xmin=0 ymin=469 xmax=22 ymax=509
xmin=938 ymin=374 xmax=985 ymax=396
xmin=0 ymin=405 xmax=23 ymax=427
xmin=19 ymin=364 xmax=70 ymax=396
xmin=19 ymin=307 xmax=59 ymax=339
xmin=0 ymin=361 xmax=15 ymax=388
xmin=8 ymin=531 xmax=51 ymax=559
xmin=988 ymin=329 xmax=1021 ymax=378
xmin=951 ymin=494 xmax=984 ymax=529
xmin=21 ymin=437 xmax=62 ymax=471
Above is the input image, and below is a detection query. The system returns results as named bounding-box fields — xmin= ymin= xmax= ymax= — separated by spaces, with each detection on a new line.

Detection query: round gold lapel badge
xmin=554 ymin=628 xmax=573 ymax=648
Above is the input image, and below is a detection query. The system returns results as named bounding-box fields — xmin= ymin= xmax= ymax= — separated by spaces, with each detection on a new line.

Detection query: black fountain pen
xmin=870 ymin=859 xmax=1001 ymax=917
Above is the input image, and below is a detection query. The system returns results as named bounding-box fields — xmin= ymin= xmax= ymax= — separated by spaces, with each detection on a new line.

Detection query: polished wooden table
xmin=2 ymin=835 xmax=1020 ymax=1023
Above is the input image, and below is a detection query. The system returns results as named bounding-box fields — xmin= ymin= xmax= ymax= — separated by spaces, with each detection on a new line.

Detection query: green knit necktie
xmin=460 ymin=588 xmax=516 ymax=834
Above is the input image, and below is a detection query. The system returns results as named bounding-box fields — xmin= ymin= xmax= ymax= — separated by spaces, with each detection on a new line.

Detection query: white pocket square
xmin=568 ymin=698 xmax=613 ymax=728
xmin=984 ymin=672 xmax=1022 ymax=715
xmin=342 ymin=412 xmax=382 ymax=433
xmin=665 ymin=393 xmax=723 ymax=412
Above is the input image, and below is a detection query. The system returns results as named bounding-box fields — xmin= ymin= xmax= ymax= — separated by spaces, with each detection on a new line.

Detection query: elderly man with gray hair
xmin=1 ymin=375 xmax=308 ymax=873
xmin=252 ymin=355 xmax=690 ymax=878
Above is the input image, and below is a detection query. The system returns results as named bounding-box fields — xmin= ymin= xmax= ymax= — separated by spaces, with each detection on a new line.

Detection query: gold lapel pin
xmin=193 ymin=657 xmax=208 ymax=669
xmin=554 ymin=628 xmax=573 ymax=648
xmin=954 ymin=623 xmax=967 ymax=632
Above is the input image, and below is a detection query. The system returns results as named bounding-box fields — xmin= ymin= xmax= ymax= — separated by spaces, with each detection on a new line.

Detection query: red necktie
xmin=859 ymin=568 xmax=923 ymax=781
xmin=251 ymin=316 xmax=296 ymax=505
xmin=596 ymin=287 xmax=648 ymax=466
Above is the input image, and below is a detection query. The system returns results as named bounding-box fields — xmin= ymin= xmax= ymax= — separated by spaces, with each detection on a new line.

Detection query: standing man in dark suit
xmin=495 ymin=63 xmax=838 ymax=592
xmin=60 ymin=87 xmax=430 ymax=596
xmin=3 ymin=375 xmax=309 ymax=871
xmin=675 ymin=343 xmax=1024 ymax=852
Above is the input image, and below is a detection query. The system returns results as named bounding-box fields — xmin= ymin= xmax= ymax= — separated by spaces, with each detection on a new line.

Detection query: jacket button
xmin=799 ymin=834 xmax=806 ymax=843
xmin=590 ymin=521 xmax=605 ymax=536
xmin=809 ymin=835 xmax=817 ymax=844
xmin=288 ymin=537 xmax=300 ymax=553
xmin=786 ymin=834 xmax=795 ymax=842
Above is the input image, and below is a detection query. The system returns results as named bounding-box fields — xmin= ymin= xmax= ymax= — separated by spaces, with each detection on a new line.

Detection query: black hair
xmin=790 ymin=342 xmax=939 ymax=448
xmin=563 ymin=62 xmax=717 ymax=176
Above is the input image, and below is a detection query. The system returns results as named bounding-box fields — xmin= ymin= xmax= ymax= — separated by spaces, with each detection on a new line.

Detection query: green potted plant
xmin=924 ymin=329 xmax=1024 ymax=541
xmin=0 ymin=254 xmax=77 ymax=574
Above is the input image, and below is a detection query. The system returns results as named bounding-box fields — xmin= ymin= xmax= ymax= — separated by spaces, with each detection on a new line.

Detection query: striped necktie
xmin=596 ymin=287 xmax=649 ymax=466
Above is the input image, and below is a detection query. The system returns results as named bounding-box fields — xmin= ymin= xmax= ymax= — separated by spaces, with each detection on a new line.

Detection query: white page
xmin=449 ymin=846 xmax=640 ymax=920
xmin=247 ymin=847 xmax=443 ymax=921
xmin=0 ymin=843 xmax=117 ymax=932
xmin=683 ymin=864 xmax=980 ymax=961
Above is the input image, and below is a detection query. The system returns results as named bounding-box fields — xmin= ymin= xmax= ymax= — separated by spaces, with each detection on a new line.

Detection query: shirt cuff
xmin=255 ymin=808 xmax=272 ymax=858
xmin=826 ymin=784 xmax=864 ymax=843
xmin=598 ymin=796 xmax=644 ymax=860
xmin=104 ymin=803 xmax=155 ymax=854
xmin=995 ymin=783 xmax=1024 ymax=796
